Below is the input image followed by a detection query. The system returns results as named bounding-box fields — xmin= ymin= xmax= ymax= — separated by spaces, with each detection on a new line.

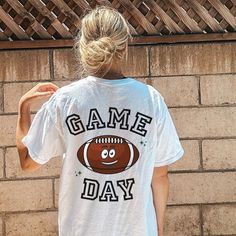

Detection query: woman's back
xmin=21 ymin=75 xmax=183 ymax=235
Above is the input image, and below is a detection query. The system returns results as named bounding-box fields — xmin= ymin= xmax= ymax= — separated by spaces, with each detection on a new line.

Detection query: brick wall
xmin=0 ymin=42 xmax=235 ymax=236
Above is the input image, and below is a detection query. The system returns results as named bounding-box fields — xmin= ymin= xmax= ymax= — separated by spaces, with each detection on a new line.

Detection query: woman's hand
xmin=19 ymin=82 xmax=59 ymax=107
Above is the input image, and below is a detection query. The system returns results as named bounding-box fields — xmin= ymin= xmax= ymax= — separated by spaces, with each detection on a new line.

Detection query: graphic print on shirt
xmin=65 ymin=107 xmax=153 ymax=201
xmin=77 ymin=135 xmax=139 ymax=174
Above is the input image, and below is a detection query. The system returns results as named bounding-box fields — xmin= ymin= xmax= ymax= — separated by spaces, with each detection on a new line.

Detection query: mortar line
xmin=1 ymin=202 xmax=235 ymax=215
xmin=2 ymin=136 xmax=236 ymax=148
xmin=49 ymin=49 xmax=55 ymax=80
xmin=148 ymin=45 xmax=151 ymax=76
xmin=1 ymin=82 xmax=4 ymax=113
xmin=167 ymin=202 xmax=236 ymax=207
xmin=139 ymin=72 xmax=236 ymax=78
xmin=2 ymin=103 xmax=236 ymax=117
xmin=2 ymin=147 xmax=6 ymax=179
xmin=197 ymin=75 xmax=202 ymax=105
xmin=0 ymin=168 xmax=235 ymax=182
xmin=0 ymin=176 xmax=60 ymax=182
xmin=52 ymin=178 xmax=56 ymax=209
xmin=199 ymin=204 xmax=204 ymax=236
xmin=179 ymin=136 xmax=236 ymax=141
xmin=144 ymin=71 xmax=236 ymax=77
xmin=168 ymin=104 xmax=236 ymax=108
xmin=146 ymin=46 xmax=153 ymax=86
xmin=213 ymin=234 xmax=235 ymax=236
xmin=168 ymin=169 xmax=236 ymax=174
xmin=199 ymin=139 xmax=204 ymax=171
xmin=2 ymin=209 xmax=58 ymax=215
xmin=0 ymin=202 xmax=235 ymax=215
xmin=2 ymin=72 xmax=236 ymax=84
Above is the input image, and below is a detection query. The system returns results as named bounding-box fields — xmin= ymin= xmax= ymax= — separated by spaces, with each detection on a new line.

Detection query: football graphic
xmin=77 ymin=135 xmax=139 ymax=174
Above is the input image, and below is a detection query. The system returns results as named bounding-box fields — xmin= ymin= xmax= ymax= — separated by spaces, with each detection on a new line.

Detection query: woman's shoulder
xmin=57 ymin=78 xmax=88 ymax=93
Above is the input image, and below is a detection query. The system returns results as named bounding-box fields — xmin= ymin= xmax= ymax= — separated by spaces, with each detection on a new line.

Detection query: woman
xmin=16 ymin=5 xmax=184 ymax=236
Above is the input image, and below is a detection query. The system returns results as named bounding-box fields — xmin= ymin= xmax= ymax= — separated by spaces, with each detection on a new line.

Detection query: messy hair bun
xmin=73 ymin=5 xmax=132 ymax=78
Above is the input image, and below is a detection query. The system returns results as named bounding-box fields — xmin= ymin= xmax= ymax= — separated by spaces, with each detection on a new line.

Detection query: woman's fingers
xmin=35 ymin=91 xmax=55 ymax=97
xmin=20 ymin=83 xmax=59 ymax=106
xmin=36 ymin=83 xmax=59 ymax=97
xmin=37 ymin=82 xmax=59 ymax=92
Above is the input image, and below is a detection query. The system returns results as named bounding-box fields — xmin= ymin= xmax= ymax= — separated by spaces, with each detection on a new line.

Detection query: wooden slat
xmin=30 ymin=20 xmax=52 ymax=39
xmin=188 ymin=0 xmax=224 ymax=32
xmin=166 ymin=0 xmax=202 ymax=33
xmin=143 ymin=0 xmax=184 ymax=33
xmin=193 ymin=0 xmax=220 ymax=32
xmin=0 ymin=31 xmax=9 ymax=40
xmin=27 ymin=0 xmax=72 ymax=38
xmin=6 ymin=0 xmax=51 ymax=39
xmin=73 ymin=0 xmax=91 ymax=11
xmin=0 ymin=6 xmax=30 ymax=40
xmin=50 ymin=0 xmax=81 ymax=28
xmin=116 ymin=0 xmax=158 ymax=34
xmin=0 ymin=39 xmax=74 ymax=49
xmin=1 ymin=33 xmax=236 ymax=50
xmin=95 ymin=0 xmax=138 ymax=35
xmin=134 ymin=1 xmax=158 ymax=35
xmin=208 ymin=0 xmax=236 ymax=30
xmin=130 ymin=32 xmax=236 ymax=44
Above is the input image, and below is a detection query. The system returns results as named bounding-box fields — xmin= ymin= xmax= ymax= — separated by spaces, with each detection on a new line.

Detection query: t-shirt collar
xmin=86 ymin=75 xmax=135 ymax=85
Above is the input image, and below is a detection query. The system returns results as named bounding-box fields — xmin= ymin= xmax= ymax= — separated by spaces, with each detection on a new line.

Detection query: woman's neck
xmin=93 ymin=70 xmax=125 ymax=80
xmin=102 ymin=72 xmax=125 ymax=80
xmin=93 ymin=59 xmax=125 ymax=80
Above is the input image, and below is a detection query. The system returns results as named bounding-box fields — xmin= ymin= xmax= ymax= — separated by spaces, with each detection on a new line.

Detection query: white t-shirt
xmin=22 ymin=75 xmax=184 ymax=236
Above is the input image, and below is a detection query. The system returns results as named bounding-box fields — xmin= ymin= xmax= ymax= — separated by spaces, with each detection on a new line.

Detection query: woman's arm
xmin=16 ymin=98 xmax=40 ymax=171
xmin=151 ymin=165 xmax=169 ymax=236
xmin=16 ymin=82 xmax=59 ymax=172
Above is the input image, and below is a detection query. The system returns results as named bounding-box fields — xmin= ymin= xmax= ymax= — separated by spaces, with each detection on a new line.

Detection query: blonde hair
xmin=73 ymin=5 xmax=133 ymax=78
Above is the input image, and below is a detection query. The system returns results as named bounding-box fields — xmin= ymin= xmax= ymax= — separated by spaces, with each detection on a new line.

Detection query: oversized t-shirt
xmin=22 ymin=75 xmax=184 ymax=236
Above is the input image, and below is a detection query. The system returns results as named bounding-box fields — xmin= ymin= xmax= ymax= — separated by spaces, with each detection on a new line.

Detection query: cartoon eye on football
xmin=77 ymin=135 xmax=139 ymax=174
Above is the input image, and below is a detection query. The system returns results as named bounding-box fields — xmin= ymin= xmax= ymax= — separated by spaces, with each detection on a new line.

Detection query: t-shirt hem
xmin=154 ymin=148 xmax=184 ymax=167
xmin=21 ymin=136 xmax=47 ymax=165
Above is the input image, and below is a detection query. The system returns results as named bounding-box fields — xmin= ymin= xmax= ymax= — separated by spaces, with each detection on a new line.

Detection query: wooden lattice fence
xmin=0 ymin=0 xmax=236 ymax=48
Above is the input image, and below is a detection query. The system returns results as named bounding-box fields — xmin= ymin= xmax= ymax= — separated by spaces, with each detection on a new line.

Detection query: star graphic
xmin=75 ymin=171 xmax=82 ymax=176
xmin=140 ymin=140 xmax=147 ymax=146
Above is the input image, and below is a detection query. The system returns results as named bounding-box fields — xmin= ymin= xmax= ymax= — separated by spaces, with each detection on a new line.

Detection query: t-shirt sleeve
xmin=21 ymin=93 xmax=66 ymax=165
xmin=154 ymin=93 xmax=184 ymax=167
